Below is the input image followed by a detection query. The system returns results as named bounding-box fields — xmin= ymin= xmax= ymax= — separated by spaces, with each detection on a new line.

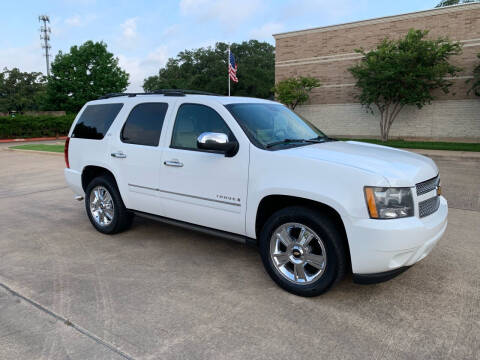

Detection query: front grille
xmin=416 ymin=175 xmax=440 ymax=196
xmin=419 ymin=196 xmax=440 ymax=218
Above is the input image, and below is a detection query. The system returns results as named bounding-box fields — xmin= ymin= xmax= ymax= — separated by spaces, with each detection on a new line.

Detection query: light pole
xmin=39 ymin=15 xmax=51 ymax=77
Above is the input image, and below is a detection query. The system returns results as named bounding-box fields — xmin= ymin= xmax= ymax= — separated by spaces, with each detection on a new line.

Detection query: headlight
xmin=364 ymin=187 xmax=414 ymax=219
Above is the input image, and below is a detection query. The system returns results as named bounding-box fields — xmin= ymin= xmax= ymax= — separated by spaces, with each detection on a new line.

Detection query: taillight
xmin=64 ymin=137 xmax=70 ymax=168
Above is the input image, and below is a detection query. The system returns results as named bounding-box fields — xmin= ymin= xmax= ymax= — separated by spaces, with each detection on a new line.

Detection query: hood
xmin=285 ymin=141 xmax=438 ymax=187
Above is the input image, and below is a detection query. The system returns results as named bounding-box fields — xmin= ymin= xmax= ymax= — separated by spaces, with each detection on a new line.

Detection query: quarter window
xmin=72 ymin=103 xmax=123 ymax=140
xmin=171 ymin=103 xmax=234 ymax=150
xmin=121 ymin=103 xmax=168 ymax=146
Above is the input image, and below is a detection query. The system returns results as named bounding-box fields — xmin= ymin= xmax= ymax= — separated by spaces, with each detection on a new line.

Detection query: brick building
xmin=274 ymin=3 xmax=480 ymax=141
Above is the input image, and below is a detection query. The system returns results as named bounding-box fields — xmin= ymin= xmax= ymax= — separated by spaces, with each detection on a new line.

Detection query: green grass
xmin=340 ymin=139 xmax=480 ymax=152
xmin=10 ymin=144 xmax=64 ymax=153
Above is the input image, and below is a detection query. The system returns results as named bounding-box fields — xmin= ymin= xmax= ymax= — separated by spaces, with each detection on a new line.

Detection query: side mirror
xmin=197 ymin=132 xmax=238 ymax=157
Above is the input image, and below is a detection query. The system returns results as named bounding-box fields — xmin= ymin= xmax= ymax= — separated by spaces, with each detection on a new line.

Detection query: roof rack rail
xmin=97 ymin=93 xmax=142 ymax=99
xmin=98 ymin=89 xmax=221 ymax=100
xmin=152 ymin=89 xmax=185 ymax=96
xmin=159 ymin=89 xmax=221 ymax=96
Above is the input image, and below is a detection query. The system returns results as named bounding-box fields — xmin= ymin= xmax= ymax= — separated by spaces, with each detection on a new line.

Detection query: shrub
xmin=468 ymin=53 xmax=480 ymax=97
xmin=273 ymin=77 xmax=321 ymax=110
xmin=0 ymin=114 xmax=76 ymax=139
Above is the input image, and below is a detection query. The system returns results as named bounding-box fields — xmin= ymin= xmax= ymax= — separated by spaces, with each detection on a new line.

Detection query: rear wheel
xmin=85 ymin=175 xmax=133 ymax=234
xmin=259 ymin=206 xmax=346 ymax=297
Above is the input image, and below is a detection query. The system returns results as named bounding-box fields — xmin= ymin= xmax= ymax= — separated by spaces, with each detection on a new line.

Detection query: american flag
xmin=229 ymin=51 xmax=238 ymax=83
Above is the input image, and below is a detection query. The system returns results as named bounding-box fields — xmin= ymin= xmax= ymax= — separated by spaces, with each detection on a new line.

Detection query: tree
xmin=348 ymin=29 xmax=462 ymax=141
xmin=272 ymin=77 xmax=321 ymax=110
xmin=435 ymin=0 xmax=477 ymax=7
xmin=0 ymin=68 xmax=46 ymax=113
xmin=46 ymin=41 xmax=129 ymax=113
xmin=144 ymin=40 xmax=275 ymax=98
xmin=468 ymin=53 xmax=480 ymax=97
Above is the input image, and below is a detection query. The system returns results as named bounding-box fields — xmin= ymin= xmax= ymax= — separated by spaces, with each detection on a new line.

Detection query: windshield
xmin=225 ymin=103 xmax=326 ymax=149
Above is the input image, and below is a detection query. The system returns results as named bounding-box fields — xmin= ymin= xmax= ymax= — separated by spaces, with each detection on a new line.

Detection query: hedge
xmin=0 ymin=114 xmax=76 ymax=139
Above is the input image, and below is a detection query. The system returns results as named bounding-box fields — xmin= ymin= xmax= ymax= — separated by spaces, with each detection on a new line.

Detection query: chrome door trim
xmin=128 ymin=183 xmax=241 ymax=207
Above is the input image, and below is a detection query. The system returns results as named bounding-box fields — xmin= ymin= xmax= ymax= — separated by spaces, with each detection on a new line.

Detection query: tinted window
xmin=121 ymin=103 xmax=168 ymax=146
xmin=171 ymin=104 xmax=234 ymax=150
xmin=72 ymin=103 xmax=123 ymax=140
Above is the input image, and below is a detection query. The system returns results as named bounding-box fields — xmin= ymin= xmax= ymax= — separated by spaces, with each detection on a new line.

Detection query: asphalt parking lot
xmin=0 ymin=145 xmax=479 ymax=360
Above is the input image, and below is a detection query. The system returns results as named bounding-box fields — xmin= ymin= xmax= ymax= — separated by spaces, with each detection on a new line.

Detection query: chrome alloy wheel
xmin=89 ymin=186 xmax=114 ymax=227
xmin=270 ymin=223 xmax=327 ymax=285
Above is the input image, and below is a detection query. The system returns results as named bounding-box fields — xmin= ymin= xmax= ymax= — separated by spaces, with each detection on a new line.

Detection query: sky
xmin=2 ymin=0 xmax=440 ymax=92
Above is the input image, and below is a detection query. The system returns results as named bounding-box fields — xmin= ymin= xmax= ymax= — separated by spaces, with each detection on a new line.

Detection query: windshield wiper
xmin=265 ymin=138 xmax=322 ymax=148
xmin=309 ymin=135 xmax=338 ymax=142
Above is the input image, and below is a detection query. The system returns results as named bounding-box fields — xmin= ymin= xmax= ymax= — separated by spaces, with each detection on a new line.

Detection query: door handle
xmin=111 ymin=152 xmax=127 ymax=159
xmin=164 ymin=160 xmax=183 ymax=167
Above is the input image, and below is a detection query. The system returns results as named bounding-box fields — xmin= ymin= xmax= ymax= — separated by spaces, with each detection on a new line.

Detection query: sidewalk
xmin=407 ymin=148 xmax=480 ymax=160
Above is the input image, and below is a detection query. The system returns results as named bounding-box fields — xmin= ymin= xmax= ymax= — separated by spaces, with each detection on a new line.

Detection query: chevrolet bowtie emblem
xmin=436 ymin=185 xmax=442 ymax=196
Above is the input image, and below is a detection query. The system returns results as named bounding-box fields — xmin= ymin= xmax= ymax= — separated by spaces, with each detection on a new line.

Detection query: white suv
xmin=64 ymin=90 xmax=448 ymax=296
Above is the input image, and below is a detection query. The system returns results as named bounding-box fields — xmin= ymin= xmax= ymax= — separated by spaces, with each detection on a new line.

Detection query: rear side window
xmin=171 ymin=103 xmax=234 ymax=150
xmin=72 ymin=103 xmax=123 ymax=140
xmin=121 ymin=103 xmax=168 ymax=146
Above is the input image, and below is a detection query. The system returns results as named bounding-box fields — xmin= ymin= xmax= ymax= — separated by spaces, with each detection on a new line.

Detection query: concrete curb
xmin=6 ymin=148 xmax=63 ymax=156
xmin=0 ymin=136 xmax=67 ymax=143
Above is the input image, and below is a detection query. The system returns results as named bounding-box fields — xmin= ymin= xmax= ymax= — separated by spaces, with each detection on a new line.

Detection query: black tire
xmin=259 ymin=206 xmax=347 ymax=297
xmin=85 ymin=175 xmax=134 ymax=234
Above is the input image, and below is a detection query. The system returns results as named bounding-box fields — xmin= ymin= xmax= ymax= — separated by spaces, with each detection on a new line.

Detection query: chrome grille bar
xmin=416 ymin=175 xmax=440 ymax=196
xmin=419 ymin=196 xmax=440 ymax=218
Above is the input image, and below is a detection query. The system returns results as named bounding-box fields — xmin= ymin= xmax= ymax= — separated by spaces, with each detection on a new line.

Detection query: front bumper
xmin=353 ymin=266 xmax=411 ymax=285
xmin=348 ymin=196 xmax=448 ymax=275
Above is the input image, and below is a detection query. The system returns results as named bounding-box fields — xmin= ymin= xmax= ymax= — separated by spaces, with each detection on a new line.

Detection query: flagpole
xmin=227 ymin=47 xmax=230 ymax=96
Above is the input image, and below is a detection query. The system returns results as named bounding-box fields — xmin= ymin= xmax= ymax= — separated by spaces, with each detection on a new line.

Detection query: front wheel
xmin=259 ymin=206 xmax=347 ymax=297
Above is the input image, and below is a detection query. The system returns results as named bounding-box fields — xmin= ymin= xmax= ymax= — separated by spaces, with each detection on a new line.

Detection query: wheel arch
xmin=255 ymin=194 xmax=352 ymax=271
xmin=81 ymin=165 xmax=119 ymax=192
